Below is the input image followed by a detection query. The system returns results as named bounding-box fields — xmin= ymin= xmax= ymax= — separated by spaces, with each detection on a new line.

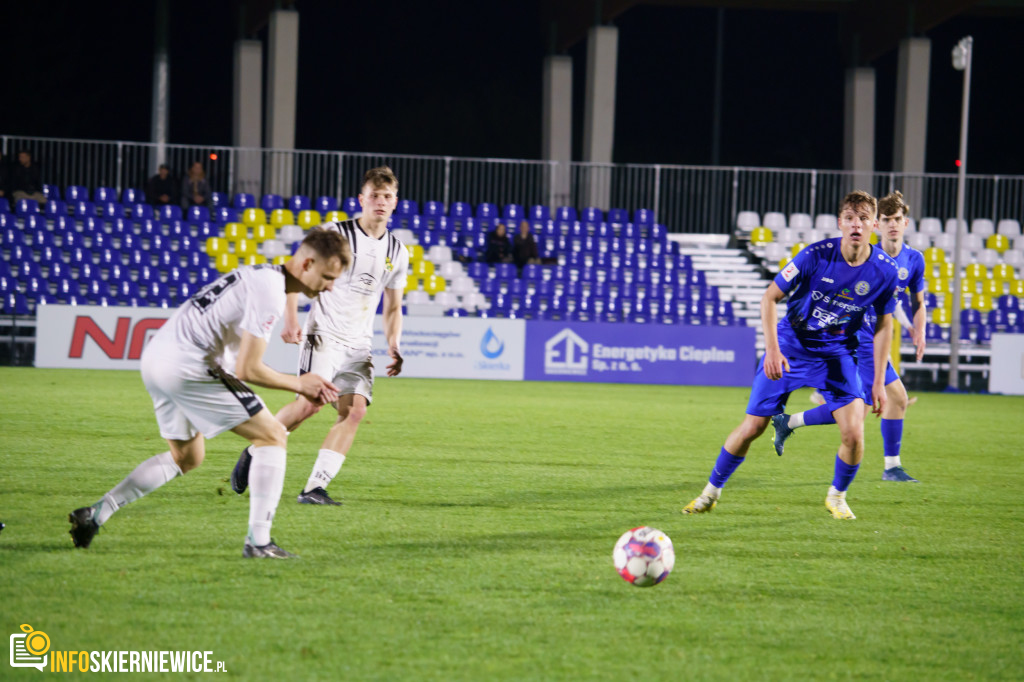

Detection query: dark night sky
xmin=1 ymin=1 xmax=1022 ymax=175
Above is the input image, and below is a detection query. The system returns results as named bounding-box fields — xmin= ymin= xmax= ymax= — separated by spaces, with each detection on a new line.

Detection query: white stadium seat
xmin=427 ymin=245 xmax=452 ymax=264
xmin=971 ymin=219 xmax=995 ymax=238
xmin=736 ymin=211 xmax=760 ymax=231
xmin=788 ymin=213 xmax=813 ymax=231
xmin=814 ymin=214 xmax=837 ymax=231
xmin=918 ymin=218 xmax=942 ymax=235
xmin=997 ymin=219 xmax=1021 ymax=238
xmin=944 ymin=218 xmax=968 ymax=234
xmin=762 ymin=212 xmax=787 ymax=230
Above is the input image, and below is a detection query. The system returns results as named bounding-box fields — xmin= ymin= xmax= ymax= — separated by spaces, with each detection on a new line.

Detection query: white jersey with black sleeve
xmin=304 ymin=220 xmax=409 ymax=351
xmin=153 ymin=264 xmax=287 ymax=380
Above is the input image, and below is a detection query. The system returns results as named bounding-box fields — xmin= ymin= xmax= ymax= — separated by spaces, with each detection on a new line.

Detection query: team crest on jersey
xmin=898 ymin=267 xmax=909 ymax=280
xmin=855 ymin=280 xmax=870 ymax=296
xmin=385 ymin=256 xmax=394 ymax=272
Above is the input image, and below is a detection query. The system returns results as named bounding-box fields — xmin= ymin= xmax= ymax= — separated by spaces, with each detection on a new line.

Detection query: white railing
xmin=4 ymin=135 xmax=1022 ymax=233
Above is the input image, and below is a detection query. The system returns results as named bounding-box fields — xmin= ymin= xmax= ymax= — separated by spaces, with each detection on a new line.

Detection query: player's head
xmin=878 ymin=190 xmax=910 ymax=243
xmin=289 ymin=229 xmax=352 ymax=297
xmin=837 ymin=190 xmax=877 ymax=247
xmin=358 ymin=166 xmax=398 ymax=225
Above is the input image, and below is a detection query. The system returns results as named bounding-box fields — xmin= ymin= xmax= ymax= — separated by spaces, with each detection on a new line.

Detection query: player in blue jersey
xmin=771 ymin=191 xmax=927 ymax=482
xmin=683 ymin=190 xmax=900 ymax=520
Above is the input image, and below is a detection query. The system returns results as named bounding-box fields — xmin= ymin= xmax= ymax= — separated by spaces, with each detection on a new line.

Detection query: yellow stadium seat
xmin=971 ymin=293 xmax=994 ymax=312
xmin=931 ymin=307 xmax=951 ymax=325
xmin=251 ymin=224 xmax=276 ymax=242
xmin=235 ymin=239 xmax=259 ymax=258
xmin=269 ymin=209 xmax=294 ymax=227
xmin=790 ymin=242 xmax=807 ymax=258
xmin=985 ymin=234 xmax=1009 ymax=253
xmin=240 ymin=254 xmax=267 ymax=266
xmin=423 ymin=274 xmax=446 ymax=296
xmin=778 ymin=257 xmax=790 ymax=270
xmin=205 ymin=237 xmax=229 ymax=256
xmin=869 ymin=231 xmax=879 ymax=245
xmin=991 ymin=263 xmax=1015 ymax=281
xmin=980 ymin=279 xmax=1001 ymax=297
xmin=406 ymin=244 xmax=424 ymax=262
xmin=242 ymin=208 xmax=267 ymax=227
xmin=965 ymin=263 xmax=987 ymax=281
xmin=929 ymin=261 xmax=954 ymax=280
xmin=1010 ymin=279 xmax=1024 ymax=297
xmin=749 ymin=226 xmax=773 ymax=246
xmin=923 ymin=246 xmax=946 ymax=264
xmin=927 ymin=278 xmax=948 ymax=295
xmin=404 ymin=276 xmax=421 ymax=294
xmin=215 ymin=253 xmax=238 ymax=273
xmin=959 ymin=278 xmax=976 ymax=295
xmin=412 ymin=260 xmax=434 ymax=278
xmin=297 ymin=210 xmax=322 ymax=229
xmin=223 ymin=222 xmax=248 ymax=242
xmin=272 ymin=255 xmax=289 ymax=265
xmin=324 ymin=210 xmax=349 ymax=223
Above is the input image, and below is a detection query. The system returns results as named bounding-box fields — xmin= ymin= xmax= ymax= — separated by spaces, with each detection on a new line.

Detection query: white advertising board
xmin=989 ymin=333 xmax=1024 ymax=395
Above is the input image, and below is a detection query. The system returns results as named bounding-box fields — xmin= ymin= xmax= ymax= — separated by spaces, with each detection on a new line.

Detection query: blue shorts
xmin=855 ymin=346 xmax=900 ymax=402
xmin=745 ymin=340 xmax=863 ymax=417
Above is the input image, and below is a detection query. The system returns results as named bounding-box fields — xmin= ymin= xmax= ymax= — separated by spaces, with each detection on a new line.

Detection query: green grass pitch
xmin=2 ymin=367 xmax=1023 ymax=680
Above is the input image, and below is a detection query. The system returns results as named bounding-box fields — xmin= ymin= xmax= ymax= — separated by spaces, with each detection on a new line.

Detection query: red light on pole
xmin=210 ymin=153 xmax=218 ymax=161
xmin=955 ymin=159 xmax=961 ymax=167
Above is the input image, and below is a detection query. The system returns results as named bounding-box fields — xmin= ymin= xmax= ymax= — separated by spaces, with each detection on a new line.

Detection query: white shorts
xmin=140 ymin=338 xmax=266 ymax=441
xmin=300 ymin=334 xmax=374 ymax=404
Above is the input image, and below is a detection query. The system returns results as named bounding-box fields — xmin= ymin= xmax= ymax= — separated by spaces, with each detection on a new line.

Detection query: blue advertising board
xmin=524 ymin=321 xmax=757 ymax=387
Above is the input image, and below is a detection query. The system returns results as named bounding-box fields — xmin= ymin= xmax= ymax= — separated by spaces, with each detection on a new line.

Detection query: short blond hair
xmin=878 ymin=190 xmax=909 ymax=218
xmin=840 ymin=190 xmax=877 ymax=217
xmin=363 ymin=166 xmax=398 ymax=191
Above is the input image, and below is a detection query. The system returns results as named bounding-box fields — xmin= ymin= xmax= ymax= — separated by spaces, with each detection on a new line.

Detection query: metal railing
xmin=4 ymin=134 xmax=1022 ymax=234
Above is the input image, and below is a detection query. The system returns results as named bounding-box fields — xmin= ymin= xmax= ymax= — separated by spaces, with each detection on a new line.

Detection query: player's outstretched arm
xmin=871 ymin=313 xmax=893 ymax=416
xmin=760 ymin=282 xmax=789 ymax=380
xmin=236 ymin=331 xmax=339 ymax=404
xmin=382 ymin=287 xmax=404 ymax=377
xmin=279 ymin=292 xmax=304 ymax=344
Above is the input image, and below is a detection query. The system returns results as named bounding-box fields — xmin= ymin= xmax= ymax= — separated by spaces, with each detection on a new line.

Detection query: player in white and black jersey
xmin=232 ymin=166 xmax=409 ymax=506
xmin=68 ymin=230 xmax=352 ymax=558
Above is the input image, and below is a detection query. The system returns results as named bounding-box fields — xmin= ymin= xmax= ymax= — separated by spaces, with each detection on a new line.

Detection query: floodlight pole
xmin=948 ymin=36 xmax=972 ymax=391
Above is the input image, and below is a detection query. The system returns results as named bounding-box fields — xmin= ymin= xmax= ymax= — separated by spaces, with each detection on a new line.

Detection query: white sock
xmin=788 ymin=413 xmax=806 ymax=429
xmin=94 ymin=451 xmax=182 ymax=525
xmin=884 ymin=456 xmax=902 ymax=469
xmin=827 ymin=485 xmax=845 ymax=499
xmin=248 ymin=445 xmax=287 ymax=546
xmin=702 ymin=482 xmax=722 ymax=499
xmin=303 ymin=449 xmax=345 ymax=493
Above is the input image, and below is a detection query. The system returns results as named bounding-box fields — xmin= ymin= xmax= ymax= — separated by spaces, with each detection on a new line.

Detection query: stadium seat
xmin=188 ymin=206 xmax=210 ymax=223
xmin=44 ymin=199 xmax=66 ymax=217
xmin=996 ymin=219 xmax=1021 ymax=239
xmin=241 ymin=208 xmax=267 ymax=228
xmin=297 ymin=210 xmax=321 ymax=229
xmin=324 ymin=210 xmax=348 ymax=223
xmin=93 ymin=187 xmax=118 ymax=203
xmin=736 ymin=211 xmax=759 ymax=232
xmin=749 ymin=227 xmax=773 ymax=246
xmin=342 ymin=197 xmax=360 ymax=215
xmin=64 ymin=186 xmax=88 ymax=203
xmin=214 ymin=253 xmax=238 ymax=273
xmin=316 ymin=196 xmax=339 ymax=214
xmin=261 ymin=194 xmax=285 ymax=211
xmin=918 ymin=218 xmax=942 ymax=235
xmin=986 ymin=234 xmax=1010 ymax=254
xmin=790 ymin=242 xmax=808 ymax=257
xmin=15 ymin=198 xmax=40 ymax=216
xmin=213 ymin=207 xmax=240 ymax=224
xmin=923 ymin=247 xmax=946 ymax=265
xmin=633 ymin=208 xmax=654 ymax=226
xmin=944 ymin=218 xmax=967 ymax=235
xmin=209 ymin=191 xmax=228 ymax=209
xmin=814 ymin=214 xmax=837 ymax=231
xmin=158 ymin=205 xmax=182 ymax=221
xmin=233 ymin=193 xmax=256 ymax=209
xmin=269 ymin=209 xmax=294 ymax=227
xmin=476 ymin=202 xmax=497 ymax=220
xmin=289 ymin=195 xmax=312 ymax=213
xmin=971 ymin=219 xmax=995 ymax=238
xmin=251 ymin=224 xmax=276 ymax=243
xmin=763 ymin=212 xmax=787 ymax=230
xmin=504 ymin=204 xmax=524 ymax=223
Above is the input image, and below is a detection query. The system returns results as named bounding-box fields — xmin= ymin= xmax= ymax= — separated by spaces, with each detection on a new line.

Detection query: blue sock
xmin=831 ymin=454 xmax=860 ymax=492
xmin=708 ymin=447 xmax=744 ymax=488
xmin=880 ymin=419 xmax=903 ymax=459
xmin=804 ymin=404 xmax=836 ymax=426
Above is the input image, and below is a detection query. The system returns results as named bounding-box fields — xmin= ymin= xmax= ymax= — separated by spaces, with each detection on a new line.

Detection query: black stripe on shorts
xmin=207 ymin=367 xmax=263 ymax=418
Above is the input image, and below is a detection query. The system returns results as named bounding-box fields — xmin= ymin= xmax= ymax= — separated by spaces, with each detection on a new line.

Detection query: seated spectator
xmin=513 ymin=220 xmax=539 ymax=273
xmin=484 ymin=222 xmax=512 ymax=264
xmin=11 ymin=150 xmax=46 ymax=204
xmin=146 ymin=164 xmax=179 ymax=207
xmin=181 ymin=161 xmax=210 ymax=210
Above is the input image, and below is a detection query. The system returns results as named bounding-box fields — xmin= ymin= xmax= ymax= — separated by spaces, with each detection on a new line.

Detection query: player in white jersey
xmin=231 ymin=166 xmax=409 ymax=505
xmin=68 ymin=230 xmax=352 ymax=558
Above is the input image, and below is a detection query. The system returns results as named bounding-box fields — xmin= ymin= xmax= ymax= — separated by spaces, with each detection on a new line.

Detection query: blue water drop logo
xmin=480 ymin=327 xmax=504 ymax=359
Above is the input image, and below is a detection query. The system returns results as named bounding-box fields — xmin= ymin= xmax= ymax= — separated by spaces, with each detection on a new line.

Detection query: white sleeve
xmin=240 ymin=271 xmax=285 ymax=341
xmin=386 ymin=243 xmax=410 ymax=290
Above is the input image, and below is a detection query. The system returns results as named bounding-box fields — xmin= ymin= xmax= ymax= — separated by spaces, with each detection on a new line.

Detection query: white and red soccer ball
xmin=613 ymin=526 xmax=675 ymax=587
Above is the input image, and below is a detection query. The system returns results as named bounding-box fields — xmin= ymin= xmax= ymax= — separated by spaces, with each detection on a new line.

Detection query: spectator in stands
xmin=11 ymin=150 xmax=46 ymax=204
xmin=0 ymin=152 xmax=9 ymax=202
xmin=181 ymin=161 xmax=210 ymax=210
xmin=512 ymin=220 xmax=539 ymax=274
xmin=146 ymin=164 xmax=179 ymax=207
xmin=484 ymin=222 xmax=512 ymax=264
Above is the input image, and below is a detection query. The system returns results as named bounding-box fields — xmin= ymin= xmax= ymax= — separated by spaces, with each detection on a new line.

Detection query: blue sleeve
xmin=874 ymin=268 xmax=899 ymax=319
xmin=773 ymin=246 xmax=814 ymax=294
xmin=910 ymin=251 xmax=926 ymax=296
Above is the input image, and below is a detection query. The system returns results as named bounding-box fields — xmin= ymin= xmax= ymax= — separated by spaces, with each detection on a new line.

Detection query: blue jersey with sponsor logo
xmin=773 ymin=238 xmax=899 ymax=355
xmin=857 ymin=242 xmax=926 ymax=344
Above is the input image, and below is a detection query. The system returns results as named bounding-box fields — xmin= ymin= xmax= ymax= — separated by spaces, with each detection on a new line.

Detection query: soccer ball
xmin=613 ymin=526 xmax=675 ymax=587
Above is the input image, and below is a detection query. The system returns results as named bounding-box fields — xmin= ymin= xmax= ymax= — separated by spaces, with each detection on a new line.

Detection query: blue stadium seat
xmin=210 ymin=191 xmax=228 ymax=209
xmin=449 ymin=202 xmax=471 ymax=230
xmin=960 ymin=309 xmax=982 ymax=327
xmin=607 ymin=208 xmax=628 ymax=228
xmin=495 ymin=262 xmax=517 ymax=280
xmin=43 ymin=184 xmax=61 ymax=200
xmin=0 ymin=198 xmax=9 ymax=214
xmin=397 ymin=199 xmax=418 ymax=216
xmin=476 ymin=202 xmax=497 ymax=220
xmin=289 ymin=195 xmax=312 ymax=213
xmin=467 ymin=262 xmax=490 ymax=280
xmin=261 ymin=194 xmax=284 ymax=211
xmin=633 ymin=208 xmax=654 ymax=226
xmin=122 ymin=188 xmax=145 ymax=205
xmin=131 ymin=203 xmax=155 ymax=220
xmin=3 ymin=292 xmax=32 ymax=315
xmin=503 ymin=204 xmax=524 ymax=223
xmin=94 ymin=187 xmax=118 ymax=203
xmin=187 ymin=206 xmax=210 ymax=223
xmin=233 ymin=193 xmax=256 ymax=209
xmin=555 ymin=206 xmax=577 ymax=223
xmin=316 ymin=196 xmax=338 ymax=214
xmin=15 ymin=198 xmax=40 ymax=216
xmin=72 ymin=200 xmax=96 ymax=218
xmin=528 ymin=205 xmax=550 ymax=222
xmin=342 ymin=197 xmax=360 ymax=215
xmin=158 ymin=205 xmax=182 ymax=221
xmin=997 ymin=294 xmax=1021 ymax=313
xmin=65 ymin=186 xmax=89 ymax=202
xmin=44 ymin=199 xmax=66 ymax=217
xmin=213 ymin=207 xmax=240 ymax=224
